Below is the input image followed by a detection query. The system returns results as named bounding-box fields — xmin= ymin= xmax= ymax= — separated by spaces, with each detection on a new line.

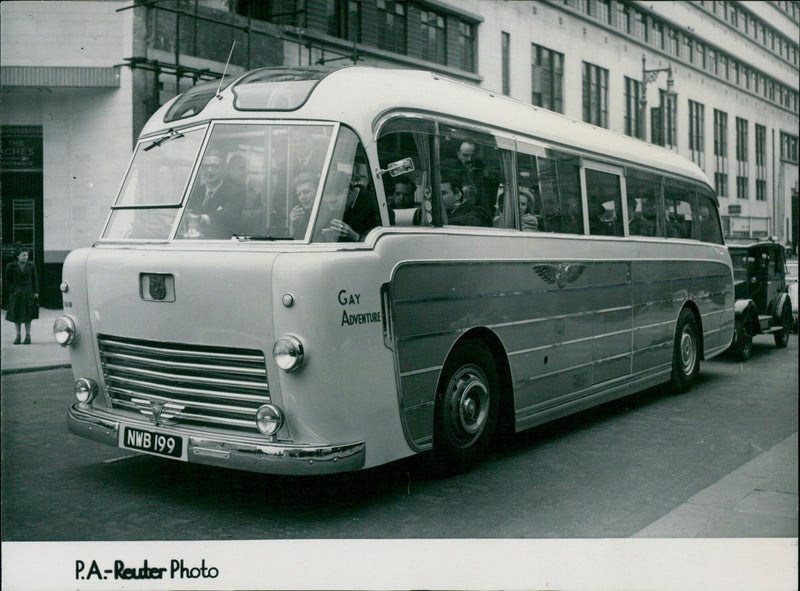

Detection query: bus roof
xmin=144 ymin=65 xmax=712 ymax=189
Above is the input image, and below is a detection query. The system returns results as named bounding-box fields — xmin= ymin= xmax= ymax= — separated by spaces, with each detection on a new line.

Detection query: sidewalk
xmin=634 ymin=433 xmax=798 ymax=537
xmin=0 ymin=307 xmax=70 ymax=374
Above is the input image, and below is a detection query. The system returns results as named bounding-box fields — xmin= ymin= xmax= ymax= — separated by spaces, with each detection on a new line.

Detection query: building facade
xmin=1 ymin=0 xmax=797 ymax=305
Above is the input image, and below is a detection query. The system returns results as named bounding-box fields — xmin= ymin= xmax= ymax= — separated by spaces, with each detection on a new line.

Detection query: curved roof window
xmin=164 ymin=78 xmax=234 ymax=123
xmin=232 ymin=66 xmax=342 ymax=111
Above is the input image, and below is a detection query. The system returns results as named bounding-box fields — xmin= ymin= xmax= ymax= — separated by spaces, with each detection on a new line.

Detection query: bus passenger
xmin=318 ymin=160 xmax=381 ymax=241
xmin=441 ymin=172 xmax=490 ymax=227
xmin=387 ymin=176 xmax=417 ymax=225
xmin=629 ymin=197 xmax=657 ymax=236
xmin=185 ymin=151 xmax=246 ymax=239
xmin=518 ymin=187 xmax=539 ymax=231
xmin=289 ymin=172 xmax=319 ymax=239
xmin=445 ymin=141 xmax=489 ymax=213
xmin=539 ymin=196 xmax=580 ymax=233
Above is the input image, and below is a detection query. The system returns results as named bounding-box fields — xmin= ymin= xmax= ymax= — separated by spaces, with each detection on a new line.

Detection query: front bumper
xmin=67 ymin=404 xmax=366 ymax=475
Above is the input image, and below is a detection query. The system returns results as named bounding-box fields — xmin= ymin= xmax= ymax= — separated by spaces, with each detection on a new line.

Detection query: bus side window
xmin=377 ymin=118 xmax=434 ymax=226
xmin=696 ymin=187 xmax=724 ymax=244
xmin=438 ymin=127 xmax=502 ymax=227
xmin=515 ymin=152 xmax=541 ymax=231
xmin=537 ymin=151 xmax=583 ymax=234
xmin=626 ymin=169 xmax=664 ymax=238
xmin=664 ymin=178 xmax=696 ymax=239
xmin=585 ymin=169 xmax=624 ymax=237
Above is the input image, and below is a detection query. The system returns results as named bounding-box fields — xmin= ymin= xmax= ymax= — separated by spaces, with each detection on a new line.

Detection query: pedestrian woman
xmin=4 ymin=245 xmax=39 ymax=344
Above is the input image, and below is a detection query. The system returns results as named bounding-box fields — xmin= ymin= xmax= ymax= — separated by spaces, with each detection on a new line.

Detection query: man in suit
xmin=185 ymin=151 xmax=246 ymax=239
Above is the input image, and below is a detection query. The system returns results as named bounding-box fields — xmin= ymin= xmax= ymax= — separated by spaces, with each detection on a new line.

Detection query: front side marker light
xmin=255 ymin=404 xmax=285 ymax=436
xmin=272 ymin=335 xmax=305 ymax=372
xmin=53 ymin=316 xmax=77 ymax=346
xmin=74 ymin=378 xmax=98 ymax=406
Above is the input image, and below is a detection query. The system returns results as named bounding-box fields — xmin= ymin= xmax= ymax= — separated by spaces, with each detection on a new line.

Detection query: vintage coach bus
xmin=57 ymin=66 xmax=734 ymax=475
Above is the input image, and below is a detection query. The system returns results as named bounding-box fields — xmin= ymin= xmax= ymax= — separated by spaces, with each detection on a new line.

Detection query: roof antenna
xmin=216 ymin=41 xmax=236 ymax=99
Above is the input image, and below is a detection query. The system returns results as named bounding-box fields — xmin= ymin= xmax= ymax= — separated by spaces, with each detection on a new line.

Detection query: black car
xmin=728 ymin=241 xmax=794 ymax=360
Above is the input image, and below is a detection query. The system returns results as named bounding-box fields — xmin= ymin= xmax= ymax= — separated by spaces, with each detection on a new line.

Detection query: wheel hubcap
xmin=680 ymin=327 xmax=696 ymax=374
xmin=444 ymin=365 xmax=489 ymax=448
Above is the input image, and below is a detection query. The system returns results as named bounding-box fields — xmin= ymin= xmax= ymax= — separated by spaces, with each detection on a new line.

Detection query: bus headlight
xmin=255 ymin=404 xmax=285 ymax=436
xmin=53 ymin=315 xmax=77 ymax=346
xmin=74 ymin=378 xmax=98 ymax=406
xmin=272 ymin=335 xmax=305 ymax=372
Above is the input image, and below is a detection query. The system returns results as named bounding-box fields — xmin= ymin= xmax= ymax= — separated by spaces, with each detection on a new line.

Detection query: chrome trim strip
xmin=107 ymin=385 xmax=267 ymax=405
xmin=101 ymin=351 xmax=267 ymax=376
xmin=399 ymin=365 xmax=443 ymax=378
xmin=103 ymin=362 xmax=268 ymax=391
xmin=67 ymin=404 xmax=366 ymax=475
xmin=99 ymin=337 xmax=264 ymax=363
xmin=105 ymin=375 xmax=267 ymax=400
xmin=515 ymin=360 xmax=595 ymax=384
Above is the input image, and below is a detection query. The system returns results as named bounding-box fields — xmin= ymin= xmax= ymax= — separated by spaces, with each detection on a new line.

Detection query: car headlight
xmin=272 ymin=335 xmax=305 ymax=372
xmin=53 ymin=315 xmax=77 ymax=346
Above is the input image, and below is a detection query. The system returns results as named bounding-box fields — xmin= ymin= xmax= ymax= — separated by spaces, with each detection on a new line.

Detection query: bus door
xmin=583 ymin=163 xmax=632 ymax=385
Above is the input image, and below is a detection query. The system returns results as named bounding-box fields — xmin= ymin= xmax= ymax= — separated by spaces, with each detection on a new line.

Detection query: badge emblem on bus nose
xmin=149 ymin=275 xmax=167 ymax=300
xmin=533 ymin=263 xmax=585 ymax=288
xmin=131 ymin=398 xmax=185 ymax=426
xmin=150 ymin=401 xmax=164 ymax=425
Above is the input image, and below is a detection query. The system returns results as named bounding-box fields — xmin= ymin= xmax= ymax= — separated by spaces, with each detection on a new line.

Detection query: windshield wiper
xmin=233 ymin=234 xmax=294 ymax=241
xmin=144 ymin=128 xmax=184 ymax=151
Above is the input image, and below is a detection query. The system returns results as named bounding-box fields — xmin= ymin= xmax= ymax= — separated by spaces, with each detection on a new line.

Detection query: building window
xmin=532 ymin=44 xmax=564 ymax=113
xmin=624 ymin=76 xmax=643 ymax=139
xmin=420 ymin=9 xmax=446 ymax=65
xmin=736 ymin=117 xmax=749 ymax=200
xmin=780 ymin=132 xmax=799 ymax=162
xmin=714 ymin=109 xmax=728 ymax=198
xmin=652 ymin=89 xmax=677 ymax=149
xmin=582 ymin=61 xmax=608 ymax=128
xmin=458 ymin=21 xmax=475 ymax=72
xmin=502 ymin=32 xmax=510 ymax=95
xmin=235 ymin=0 xmax=306 ymax=26
xmin=377 ymin=0 xmax=406 ymax=54
xmin=755 ymin=124 xmax=767 ymax=201
xmin=327 ymin=0 xmax=361 ymax=43
xmin=689 ymin=100 xmax=705 ymax=169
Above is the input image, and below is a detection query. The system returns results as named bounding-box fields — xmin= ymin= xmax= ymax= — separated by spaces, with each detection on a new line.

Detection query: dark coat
xmin=5 ymin=260 xmax=39 ymax=323
xmin=189 ymin=178 xmax=247 ymax=239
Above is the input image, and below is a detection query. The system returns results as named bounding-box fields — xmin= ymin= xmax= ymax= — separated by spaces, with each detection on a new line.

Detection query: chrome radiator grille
xmin=98 ymin=334 xmax=270 ymax=432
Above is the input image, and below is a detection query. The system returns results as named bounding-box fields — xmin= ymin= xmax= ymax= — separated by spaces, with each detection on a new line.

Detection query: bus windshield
xmin=176 ymin=123 xmax=335 ymax=240
xmin=103 ymin=123 xmax=338 ymax=241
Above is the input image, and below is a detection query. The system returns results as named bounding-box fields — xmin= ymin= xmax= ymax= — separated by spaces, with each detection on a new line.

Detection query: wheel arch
xmin=436 ymin=327 xmax=514 ymax=436
xmin=679 ymin=300 xmax=705 ymax=360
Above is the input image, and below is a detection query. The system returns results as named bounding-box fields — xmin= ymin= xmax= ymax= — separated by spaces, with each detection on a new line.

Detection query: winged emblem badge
xmin=532 ymin=263 xmax=586 ymax=288
xmin=132 ymin=398 xmax=185 ymax=426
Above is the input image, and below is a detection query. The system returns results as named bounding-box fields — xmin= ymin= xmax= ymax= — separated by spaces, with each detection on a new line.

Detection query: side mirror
xmin=381 ymin=157 xmax=415 ymax=177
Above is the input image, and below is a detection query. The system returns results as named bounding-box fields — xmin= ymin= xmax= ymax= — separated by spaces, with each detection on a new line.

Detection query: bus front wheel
xmin=671 ymin=309 xmax=700 ymax=393
xmin=433 ymin=341 xmax=499 ymax=473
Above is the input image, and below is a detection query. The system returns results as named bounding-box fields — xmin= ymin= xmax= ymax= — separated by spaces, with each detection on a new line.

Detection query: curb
xmin=1 ymin=363 xmax=72 ymax=376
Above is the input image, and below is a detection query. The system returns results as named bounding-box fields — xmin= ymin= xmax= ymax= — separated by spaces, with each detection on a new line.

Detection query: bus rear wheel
xmin=671 ymin=309 xmax=700 ymax=393
xmin=433 ymin=341 xmax=499 ymax=473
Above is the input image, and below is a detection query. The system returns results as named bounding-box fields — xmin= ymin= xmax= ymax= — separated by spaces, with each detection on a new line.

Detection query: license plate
xmin=120 ymin=425 xmax=186 ymax=460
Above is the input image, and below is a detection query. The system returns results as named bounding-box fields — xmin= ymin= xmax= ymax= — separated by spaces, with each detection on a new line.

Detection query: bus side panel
xmin=271 ymin=251 xmax=413 ymax=469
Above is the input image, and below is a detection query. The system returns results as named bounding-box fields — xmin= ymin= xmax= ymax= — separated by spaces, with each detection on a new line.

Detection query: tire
xmin=670 ymin=309 xmax=700 ymax=393
xmin=774 ymin=305 xmax=792 ymax=348
xmin=733 ymin=325 xmax=753 ymax=361
xmin=432 ymin=340 xmax=500 ymax=473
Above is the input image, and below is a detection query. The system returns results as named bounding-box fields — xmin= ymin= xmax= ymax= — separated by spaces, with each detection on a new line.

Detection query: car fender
xmin=733 ymin=299 xmax=758 ymax=332
xmin=772 ymin=293 xmax=791 ymax=322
